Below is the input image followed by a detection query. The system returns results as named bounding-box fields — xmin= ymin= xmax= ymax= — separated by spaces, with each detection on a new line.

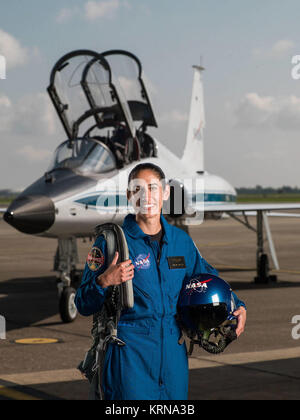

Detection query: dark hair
xmin=128 ymin=163 xmax=166 ymax=188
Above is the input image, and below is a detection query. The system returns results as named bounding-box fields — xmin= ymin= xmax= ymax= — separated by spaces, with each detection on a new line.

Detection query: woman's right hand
xmin=97 ymin=252 xmax=135 ymax=288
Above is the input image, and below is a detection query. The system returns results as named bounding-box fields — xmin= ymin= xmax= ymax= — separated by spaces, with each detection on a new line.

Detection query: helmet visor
xmin=187 ymin=303 xmax=228 ymax=331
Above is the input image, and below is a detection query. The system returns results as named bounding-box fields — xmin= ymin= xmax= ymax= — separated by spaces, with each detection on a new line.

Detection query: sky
xmin=1 ymin=0 xmax=300 ymax=189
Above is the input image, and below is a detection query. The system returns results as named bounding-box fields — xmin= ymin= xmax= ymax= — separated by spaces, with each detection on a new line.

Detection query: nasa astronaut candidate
xmin=75 ymin=163 xmax=247 ymax=400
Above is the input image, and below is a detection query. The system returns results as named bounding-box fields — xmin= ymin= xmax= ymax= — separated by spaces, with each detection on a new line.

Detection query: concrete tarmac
xmin=0 ymin=216 xmax=300 ymax=400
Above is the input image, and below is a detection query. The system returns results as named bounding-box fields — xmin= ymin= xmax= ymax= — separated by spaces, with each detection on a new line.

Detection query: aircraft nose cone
xmin=4 ymin=195 xmax=55 ymax=234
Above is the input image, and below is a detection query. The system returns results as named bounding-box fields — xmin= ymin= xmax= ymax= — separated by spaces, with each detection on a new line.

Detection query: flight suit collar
xmin=123 ymin=213 xmax=170 ymax=244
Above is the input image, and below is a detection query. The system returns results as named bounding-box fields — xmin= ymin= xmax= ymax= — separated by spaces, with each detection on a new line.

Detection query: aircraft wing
xmin=231 ymin=211 xmax=300 ymax=218
xmin=203 ymin=202 xmax=300 ymax=213
xmin=200 ymin=202 xmax=300 ymax=274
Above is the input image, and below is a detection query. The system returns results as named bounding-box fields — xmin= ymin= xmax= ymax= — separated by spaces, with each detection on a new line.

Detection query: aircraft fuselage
xmin=4 ymin=139 xmax=236 ymax=238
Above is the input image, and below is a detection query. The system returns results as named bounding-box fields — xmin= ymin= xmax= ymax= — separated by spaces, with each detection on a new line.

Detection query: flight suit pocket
xmin=131 ymin=283 xmax=156 ymax=314
xmin=133 ymin=283 xmax=151 ymax=300
xmin=102 ymin=342 xmax=114 ymax=396
xmin=167 ymin=276 xmax=182 ymax=312
xmin=118 ymin=321 xmax=150 ymax=335
xmin=166 ymin=267 xmax=186 ymax=306
xmin=170 ymin=323 xmax=182 ymax=340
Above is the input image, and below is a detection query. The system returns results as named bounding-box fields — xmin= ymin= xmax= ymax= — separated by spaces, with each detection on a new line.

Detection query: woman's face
xmin=127 ymin=169 xmax=169 ymax=219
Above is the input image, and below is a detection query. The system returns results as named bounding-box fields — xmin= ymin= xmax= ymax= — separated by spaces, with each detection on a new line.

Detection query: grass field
xmin=237 ymin=194 xmax=300 ymax=203
xmin=0 ymin=196 xmax=16 ymax=206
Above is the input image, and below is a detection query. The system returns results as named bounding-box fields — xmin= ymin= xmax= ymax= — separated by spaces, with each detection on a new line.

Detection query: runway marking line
xmin=0 ymin=369 xmax=84 ymax=400
xmin=274 ymin=269 xmax=300 ymax=275
xmin=0 ymin=385 xmax=40 ymax=401
xmin=189 ymin=346 xmax=300 ymax=378
xmin=0 ymin=369 xmax=84 ymax=386
xmin=14 ymin=338 xmax=59 ymax=345
xmin=199 ymin=241 xmax=244 ymax=247
xmin=0 ymin=347 xmax=299 ymax=399
xmin=215 ymin=265 xmax=300 ymax=275
xmin=215 ymin=265 xmax=254 ymax=271
xmin=0 ymin=347 xmax=299 ymax=388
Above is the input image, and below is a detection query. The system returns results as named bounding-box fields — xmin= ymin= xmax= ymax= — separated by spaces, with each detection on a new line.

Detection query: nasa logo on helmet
xmin=181 ymin=273 xmax=233 ymax=309
xmin=177 ymin=273 xmax=238 ymax=354
xmin=185 ymin=277 xmax=213 ymax=295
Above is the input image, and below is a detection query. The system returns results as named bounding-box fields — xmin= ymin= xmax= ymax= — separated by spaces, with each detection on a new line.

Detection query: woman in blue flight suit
xmin=75 ymin=163 xmax=246 ymax=400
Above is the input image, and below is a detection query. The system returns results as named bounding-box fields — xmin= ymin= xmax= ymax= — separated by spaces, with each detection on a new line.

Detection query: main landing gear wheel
xmin=255 ymin=253 xmax=277 ymax=284
xmin=59 ymin=287 xmax=78 ymax=323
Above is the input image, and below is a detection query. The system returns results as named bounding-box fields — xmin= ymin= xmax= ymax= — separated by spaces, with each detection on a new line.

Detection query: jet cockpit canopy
xmin=48 ymin=49 xmax=135 ymax=140
xmin=101 ymin=50 xmax=157 ymax=129
xmin=47 ymin=49 xmax=158 ymax=169
xmin=47 ymin=138 xmax=117 ymax=175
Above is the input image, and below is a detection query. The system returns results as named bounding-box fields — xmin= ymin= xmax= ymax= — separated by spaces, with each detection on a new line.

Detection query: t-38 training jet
xmin=3 ymin=49 xmax=300 ymax=322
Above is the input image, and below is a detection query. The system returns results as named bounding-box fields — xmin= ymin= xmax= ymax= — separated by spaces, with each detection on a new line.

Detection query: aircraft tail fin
xmin=181 ymin=65 xmax=205 ymax=173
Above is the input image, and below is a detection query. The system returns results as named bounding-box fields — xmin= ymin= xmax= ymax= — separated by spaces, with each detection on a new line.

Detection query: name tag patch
xmin=167 ymin=256 xmax=186 ymax=269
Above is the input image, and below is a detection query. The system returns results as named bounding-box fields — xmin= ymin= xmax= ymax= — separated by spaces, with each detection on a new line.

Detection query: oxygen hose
xmin=200 ymin=336 xmax=227 ymax=354
xmin=198 ymin=326 xmax=237 ymax=355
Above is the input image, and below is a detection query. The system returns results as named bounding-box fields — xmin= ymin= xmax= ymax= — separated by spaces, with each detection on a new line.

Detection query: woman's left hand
xmin=233 ymin=306 xmax=247 ymax=337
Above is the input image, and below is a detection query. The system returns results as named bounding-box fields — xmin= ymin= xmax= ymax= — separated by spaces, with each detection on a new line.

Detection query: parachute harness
xmin=77 ymin=223 xmax=133 ymax=400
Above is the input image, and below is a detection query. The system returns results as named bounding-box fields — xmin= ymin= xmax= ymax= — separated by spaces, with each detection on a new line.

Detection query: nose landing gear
xmin=54 ymin=237 xmax=82 ymax=323
xmin=59 ymin=286 xmax=78 ymax=323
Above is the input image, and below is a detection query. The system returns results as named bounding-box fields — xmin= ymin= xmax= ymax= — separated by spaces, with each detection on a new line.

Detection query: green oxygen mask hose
xmin=188 ymin=319 xmax=238 ymax=355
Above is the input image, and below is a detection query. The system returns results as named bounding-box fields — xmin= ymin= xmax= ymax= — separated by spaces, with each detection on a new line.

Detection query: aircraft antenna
xmin=192 ymin=55 xmax=205 ymax=72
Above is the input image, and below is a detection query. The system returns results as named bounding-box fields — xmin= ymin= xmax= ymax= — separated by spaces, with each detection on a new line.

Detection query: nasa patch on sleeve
xmin=87 ymin=247 xmax=105 ymax=272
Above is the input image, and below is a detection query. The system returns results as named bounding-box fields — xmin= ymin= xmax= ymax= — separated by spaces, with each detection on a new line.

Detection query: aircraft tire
xmin=258 ymin=253 xmax=269 ymax=280
xmin=59 ymin=287 xmax=78 ymax=323
xmin=255 ymin=253 xmax=277 ymax=284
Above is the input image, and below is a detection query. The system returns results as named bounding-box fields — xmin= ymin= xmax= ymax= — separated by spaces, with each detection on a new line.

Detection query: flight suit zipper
xmin=148 ymin=239 xmax=165 ymax=388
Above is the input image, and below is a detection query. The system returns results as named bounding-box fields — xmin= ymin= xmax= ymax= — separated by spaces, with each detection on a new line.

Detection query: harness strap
xmin=92 ymin=223 xmax=133 ymax=400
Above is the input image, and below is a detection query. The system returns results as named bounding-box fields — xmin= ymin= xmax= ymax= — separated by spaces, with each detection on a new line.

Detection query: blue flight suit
xmin=75 ymin=214 xmax=245 ymax=400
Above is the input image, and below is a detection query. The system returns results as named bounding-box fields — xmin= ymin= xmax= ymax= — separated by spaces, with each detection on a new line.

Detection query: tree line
xmin=237 ymin=186 xmax=300 ymax=194
xmin=0 ymin=189 xmax=19 ymax=197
